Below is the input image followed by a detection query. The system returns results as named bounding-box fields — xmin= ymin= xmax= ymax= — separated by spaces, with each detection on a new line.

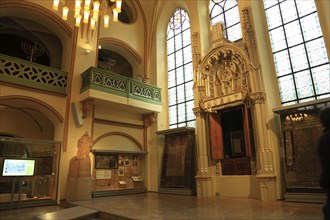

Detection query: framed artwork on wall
xmin=95 ymin=154 xmax=118 ymax=169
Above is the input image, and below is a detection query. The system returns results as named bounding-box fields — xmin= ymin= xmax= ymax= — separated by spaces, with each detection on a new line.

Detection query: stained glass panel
xmin=278 ymin=75 xmax=296 ymax=102
xmin=263 ymin=0 xmax=278 ymax=9
xmin=280 ymin=0 xmax=297 ymax=24
xmin=300 ymin=13 xmax=322 ymax=41
xmin=176 ymin=67 xmax=184 ymax=85
xmin=269 ymin=27 xmax=286 ymax=52
xmin=264 ymin=5 xmax=282 ymax=29
xmin=209 ymin=0 xmax=242 ymax=41
xmin=168 ymin=87 xmax=177 ymax=106
xmin=296 ymin=0 xmax=316 ymax=17
xmin=264 ymin=0 xmax=330 ymax=105
xmin=273 ymin=50 xmax=291 ymax=76
xmin=167 ymin=8 xmax=194 ymax=128
xmin=177 ymin=103 xmax=186 ymax=123
xmin=167 ymin=38 xmax=174 ymax=55
xmin=186 ymin=100 xmax=195 ymax=120
xmin=312 ymin=65 xmax=330 ymax=95
xmin=168 ymin=70 xmax=176 ymax=88
xmin=294 ymin=70 xmax=314 ymax=99
xmin=184 ymin=63 xmax=193 ymax=82
xmin=169 ymin=106 xmax=177 ymax=125
xmin=289 ymin=45 xmax=308 ymax=72
xmin=168 ymin=54 xmax=175 ymax=71
xmin=185 ymin=81 xmax=194 ymax=100
xmin=306 ymin=38 xmax=328 ymax=67
xmin=225 ymin=8 xmax=239 ymax=27
xmin=177 ymin=84 xmax=185 ymax=103
xmin=285 ymin=21 xmax=303 ymax=47
xmin=175 ymin=49 xmax=183 ymax=67
xmin=182 ymin=30 xmax=191 ymax=47
xmin=183 ymin=47 xmax=192 ymax=64
xmin=227 ymin=24 xmax=242 ymax=42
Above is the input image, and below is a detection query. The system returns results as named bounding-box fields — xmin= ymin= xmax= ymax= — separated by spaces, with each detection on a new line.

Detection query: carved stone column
xmin=193 ymin=106 xmax=215 ymax=197
xmin=242 ymin=7 xmax=278 ymax=201
xmin=249 ymin=93 xmax=277 ymax=200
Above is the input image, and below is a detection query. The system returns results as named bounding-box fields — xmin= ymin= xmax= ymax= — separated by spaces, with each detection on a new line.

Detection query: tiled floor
xmin=0 ymin=193 xmax=325 ymax=220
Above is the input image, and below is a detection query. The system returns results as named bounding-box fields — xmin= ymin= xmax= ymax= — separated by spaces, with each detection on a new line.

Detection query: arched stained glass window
xmin=167 ymin=8 xmax=195 ymax=128
xmin=209 ymin=0 xmax=242 ymax=41
xmin=264 ymin=0 xmax=330 ymax=105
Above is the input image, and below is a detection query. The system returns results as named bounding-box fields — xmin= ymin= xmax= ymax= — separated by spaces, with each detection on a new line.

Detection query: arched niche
xmin=196 ymin=40 xmax=257 ymax=175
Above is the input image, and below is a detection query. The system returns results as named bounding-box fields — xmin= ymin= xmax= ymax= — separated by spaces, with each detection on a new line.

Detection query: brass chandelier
xmin=52 ymin=0 xmax=123 ymax=30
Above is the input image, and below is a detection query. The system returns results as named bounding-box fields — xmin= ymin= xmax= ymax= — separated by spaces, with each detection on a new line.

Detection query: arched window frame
xmin=167 ymin=8 xmax=195 ymax=129
xmin=263 ymin=0 xmax=330 ymax=105
xmin=209 ymin=0 xmax=242 ymax=41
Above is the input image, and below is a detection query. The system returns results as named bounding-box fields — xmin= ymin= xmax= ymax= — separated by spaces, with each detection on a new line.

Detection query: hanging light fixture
xmin=52 ymin=0 xmax=123 ymax=29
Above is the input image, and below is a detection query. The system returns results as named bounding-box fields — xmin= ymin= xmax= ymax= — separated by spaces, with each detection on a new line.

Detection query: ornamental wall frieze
xmin=247 ymin=91 xmax=266 ymax=104
xmin=202 ymin=91 xmax=246 ymax=113
xmin=193 ymin=107 xmax=204 ymax=117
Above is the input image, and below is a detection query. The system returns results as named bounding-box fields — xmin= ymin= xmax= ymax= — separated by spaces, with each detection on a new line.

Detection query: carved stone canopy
xmin=196 ymin=43 xmax=251 ymax=112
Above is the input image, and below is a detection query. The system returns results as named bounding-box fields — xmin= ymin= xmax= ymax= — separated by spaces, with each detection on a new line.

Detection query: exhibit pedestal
xmin=66 ymin=176 xmax=92 ymax=201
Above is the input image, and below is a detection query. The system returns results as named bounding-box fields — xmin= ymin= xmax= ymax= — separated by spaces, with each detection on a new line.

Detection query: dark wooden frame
xmin=95 ymin=154 xmax=118 ymax=169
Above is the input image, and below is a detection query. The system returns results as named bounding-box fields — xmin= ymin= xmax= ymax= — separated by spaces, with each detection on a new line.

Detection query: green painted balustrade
xmin=81 ymin=67 xmax=161 ymax=105
xmin=0 ymin=53 xmax=68 ymax=95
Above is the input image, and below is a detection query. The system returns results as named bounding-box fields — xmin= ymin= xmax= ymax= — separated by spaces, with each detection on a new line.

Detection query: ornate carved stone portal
xmin=193 ymin=19 xmax=276 ymax=200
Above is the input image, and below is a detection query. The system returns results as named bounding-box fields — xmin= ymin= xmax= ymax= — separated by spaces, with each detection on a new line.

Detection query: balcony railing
xmin=0 ymin=54 xmax=68 ymax=95
xmin=81 ymin=67 xmax=161 ymax=105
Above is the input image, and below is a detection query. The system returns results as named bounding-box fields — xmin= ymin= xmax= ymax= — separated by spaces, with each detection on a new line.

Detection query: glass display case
xmin=0 ymin=136 xmax=61 ymax=210
xmin=92 ymin=150 xmax=147 ymax=197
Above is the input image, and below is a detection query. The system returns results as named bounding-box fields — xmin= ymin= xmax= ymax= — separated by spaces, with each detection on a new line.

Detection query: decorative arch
xmin=0 ymin=95 xmax=64 ymax=123
xmin=92 ymin=131 xmax=143 ymax=151
xmin=199 ymin=43 xmax=250 ymax=99
xmin=99 ymin=38 xmax=142 ymax=65
xmin=0 ymin=0 xmax=72 ymax=38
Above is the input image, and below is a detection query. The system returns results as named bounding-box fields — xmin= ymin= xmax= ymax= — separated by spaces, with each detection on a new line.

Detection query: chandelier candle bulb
xmin=83 ymin=10 xmax=90 ymax=23
xmin=104 ymin=15 xmax=110 ymax=28
xmin=90 ymin=19 xmax=96 ymax=30
xmin=53 ymin=0 xmax=59 ymax=11
xmin=52 ymin=0 xmax=123 ymax=31
xmin=113 ymin=8 xmax=118 ymax=22
xmin=74 ymin=0 xmax=82 ymax=18
xmin=116 ymin=0 xmax=122 ymax=13
xmin=62 ymin=6 xmax=69 ymax=21
xmin=75 ymin=17 xmax=81 ymax=27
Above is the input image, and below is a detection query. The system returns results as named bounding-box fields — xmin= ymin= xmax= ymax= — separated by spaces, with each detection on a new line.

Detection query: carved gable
xmin=197 ymin=43 xmax=250 ymax=112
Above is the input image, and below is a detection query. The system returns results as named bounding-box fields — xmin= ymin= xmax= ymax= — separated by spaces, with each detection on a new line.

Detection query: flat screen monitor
xmin=2 ymin=159 xmax=36 ymax=176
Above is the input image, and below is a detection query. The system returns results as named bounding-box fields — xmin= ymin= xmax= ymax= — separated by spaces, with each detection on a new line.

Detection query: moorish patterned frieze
xmin=80 ymin=67 xmax=161 ymax=105
xmin=0 ymin=53 xmax=68 ymax=94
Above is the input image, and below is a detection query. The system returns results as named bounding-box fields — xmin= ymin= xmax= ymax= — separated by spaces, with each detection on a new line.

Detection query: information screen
xmin=2 ymin=159 xmax=36 ymax=176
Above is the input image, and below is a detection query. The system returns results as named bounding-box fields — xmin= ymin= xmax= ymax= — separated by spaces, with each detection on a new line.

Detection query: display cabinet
xmin=157 ymin=127 xmax=196 ymax=195
xmin=0 ymin=136 xmax=61 ymax=210
xmin=273 ymin=99 xmax=330 ymax=202
xmin=92 ymin=150 xmax=147 ymax=197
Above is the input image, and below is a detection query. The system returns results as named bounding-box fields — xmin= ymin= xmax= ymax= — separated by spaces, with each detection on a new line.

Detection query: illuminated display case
xmin=92 ymin=150 xmax=147 ymax=197
xmin=0 ymin=136 xmax=61 ymax=210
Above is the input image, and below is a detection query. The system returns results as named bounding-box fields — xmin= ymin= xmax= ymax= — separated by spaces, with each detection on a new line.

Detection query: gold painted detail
xmin=248 ymin=91 xmax=266 ymax=104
